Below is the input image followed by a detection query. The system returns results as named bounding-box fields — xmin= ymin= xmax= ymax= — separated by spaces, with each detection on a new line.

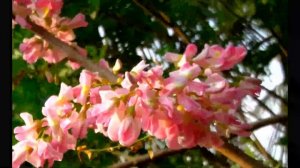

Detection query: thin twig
xmin=237 ymin=110 xmax=280 ymax=167
xmin=132 ymin=0 xmax=190 ymax=44
xmin=252 ymin=96 xmax=276 ymax=116
xmin=109 ymin=148 xmax=186 ymax=168
xmin=249 ymin=114 xmax=287 ymax=132
xmin=218 ymin=0 xmax=287 ymax=57
xmin=261 ymin=85 xmax=288 ymax=106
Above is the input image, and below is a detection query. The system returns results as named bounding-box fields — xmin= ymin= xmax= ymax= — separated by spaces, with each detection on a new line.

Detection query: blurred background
xmin=12 ymin=0 xmax=288 ymax=167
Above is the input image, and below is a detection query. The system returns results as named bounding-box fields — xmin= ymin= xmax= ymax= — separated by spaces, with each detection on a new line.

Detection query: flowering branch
xmin=110 ymin=115 xmax=287 ymax=168
xmin=12 ymin=13 xmax=118 ymax=83
xmin=26 ymin=18 xmax=118 ymax=83
xmin=12 ymin=1 xmax=273 ymax=168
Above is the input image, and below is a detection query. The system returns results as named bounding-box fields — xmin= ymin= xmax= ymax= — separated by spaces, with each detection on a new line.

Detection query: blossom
xmin=14 ymin=113 xmax=40 ymax=141
xmin=35 ymin=0 xmax=63 ymax=17
xmin=193 ymin=43 xmax=247 ymax=71
xmin=73 ymin=70 xmax=96 ymax=105
xmin=60 ymin=13 xmax=88 ymax=29
xmin=19 ymin=37 xmax=44 ymax=64
xmin=162 ymin=63 xmax=201 ymax=95
xmin=12 ymin=139 xmax=43 ymax=168
xmin=239 ymin=77 xmax=262 ymax=96
xmin=118 ymin=116 xmax=142 ymax=146
xmin=164 ymin=43 xmax=198 ymax=67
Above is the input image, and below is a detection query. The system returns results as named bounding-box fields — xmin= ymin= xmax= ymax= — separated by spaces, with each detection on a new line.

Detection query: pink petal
xmin=107 ymin=114 xmax=122 ymax=141
xmin=205 ymin=73 xmax=227 ymax=93
xmin=183 ymin=43 xmax=198 ymax=59
xmin=67 ymin=13 xmax=88 ymax=29
xmin=164 ymin=52 xmax=181 ymax=63
xmin=118 ymin=117 xmax=141 ymax=146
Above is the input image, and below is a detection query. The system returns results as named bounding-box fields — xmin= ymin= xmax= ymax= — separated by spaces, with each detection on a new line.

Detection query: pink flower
xmin=177 ymin=93 xmax=201 ymax=112
xmin=35 ymin=0 xmax=63 ymax=17
xmin=14 ymin=113 xmax=40 ymax=141
xmin=37 ymin=140 xmax=63 ymax=167
xmin=19 ymin=38 xmax=43 ymax=64
xmin=144 ymin=117 xmax=172 ymax=140
xmin=57 ymin=83 xmax=74 ymax=102
xmin=165 ymin=124 xmax=181 ymax=149
xmin=163 ymin=63 xmax=201 ymax=94
xmin=107 ymin=113 xmax=122 ymax=141
xmin=131 ymin=60 xmax=149 ymax=75
xmin=98 ymin=59 xmax=110 ymax=69
xmin=71 ymin=117 xmax=89 ymax=139
xmin=14 ymin=15 xmax=31 ymax=29
xmin=43 ymin=47 xmax=67 ymax=63
xmin=193 ymin=44 xmax=247 ymax=71
xmin=12 ymin=139 xmax=64 ymax=168
xmin=14 ymin=0 xmax=31 ymax=6
xmin=164 ymin=44 xmax=198 ymax=67
xmin=56 ymin=30 xmax=75 ymax=42
xmin=183 ymin=43 xmax=198 ymax=59
xmin=220 ymin=44 xmax=247 ymax=70
xmin=12 ymin=1 xmax=31 ymax=18
xmin=142 ymin=66 xmax=164 ymax=89
xmin=118 ymin=116 xmax=141 ymax=146
xmin=164 ymin=52 xmax=181 ymax=63
xmin=13 ymin=139 xmax=43 ymax=168
xmin=205 ymin=73 xmax=227 ymax=93
xmin=89 ymin=87 xmax=101 ymax=104
xmin=121 ymin=72 xmax=137 ymax=90
xmin=239 ymin=77 xmax=262 ymax=96
xmin=184 ymin=79 xmax=208 ymax=96
xmin=73 ymin=70 xmax=96 ymax=105
xmin=209 ymin=87 xmax=244 ymax=110
xmin=61 ymin=13 xmax=88 ymax=29
xmin=50 ymin=129 xmax=77 ymax=153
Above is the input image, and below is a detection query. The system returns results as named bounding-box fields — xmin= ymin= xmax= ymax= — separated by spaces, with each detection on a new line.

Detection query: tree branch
xmin=215 ymin=141 xmax=268 ymax=168
xmin=109 ymin=140 xmax=269 ymax=168
xmin=110 ymin=147 xmax=231 ymax=168
xmin=18 ymin=16 xmax=118 ymax=83
xmin=261 ymin=85 xmax=288 ymax=106
xmin=199 ymin=147 xmax=231 ymax=168
xmin=248 ymin=114 xmax=287 ymax=132
xmin=252 ymin=96 xmax=276 ymax=116
xmin=228 ymin=114 xmax=287 ymax=141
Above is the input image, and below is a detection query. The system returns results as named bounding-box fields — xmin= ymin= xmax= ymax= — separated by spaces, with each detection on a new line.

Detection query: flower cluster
xmin=13 ymin=0 xmax=88 ymax=69
xmin=13 ymin=43 xmax=261 ymax=168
